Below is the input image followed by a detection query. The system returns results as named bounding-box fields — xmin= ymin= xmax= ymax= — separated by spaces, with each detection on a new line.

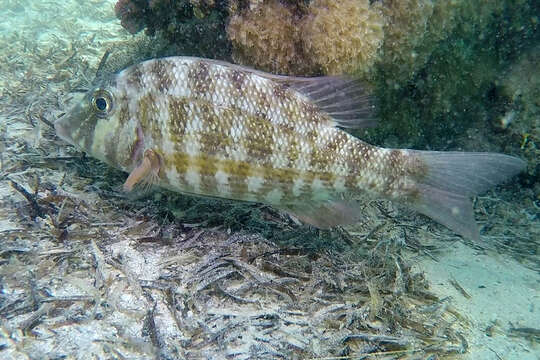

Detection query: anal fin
xmin=281 ymin=199 xmax=362 ymax=229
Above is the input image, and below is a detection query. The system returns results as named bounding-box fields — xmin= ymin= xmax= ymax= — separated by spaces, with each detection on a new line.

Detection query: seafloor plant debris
xmin=508 ymin=327 xmax=540 ymax=343
xmin=449 ymin=277 xmax=472 ymax=300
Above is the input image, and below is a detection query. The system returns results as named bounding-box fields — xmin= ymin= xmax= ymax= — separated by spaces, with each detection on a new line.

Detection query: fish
xmin=54 ymin=56 xmax=526 ymax=240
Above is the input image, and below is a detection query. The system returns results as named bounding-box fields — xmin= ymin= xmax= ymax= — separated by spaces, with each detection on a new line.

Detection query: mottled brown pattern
xmin=194 ymin=154 xmax=218 ymax=192
xmin=280 ymin=99 xmax=299 ymax=123
xmin=346 ymin=141 xmax=370 ymax=174
xmin=138 ymin=93 xmax=163 ymax=145
xmin=126 ymin=65 xmax=143 ymax=91
xmin=188 ymin=60 xmax=212 ymax=95
xmin=309 ymin=147 xmax=333 ymax=171
xmin=118 ymin=59 xmax=405 ymax=207
xmin=243 ymin=114 xmax=275 ymax=164
xmin=389 ymin=151 xmax=426 ymax=201
xmin=116 ymin=94 xmax=130 ymax=127
xmin=301 ymin=102 xmax=319 ymax=122
xmin=358 ymin=142 xmax=373 ymax=163
xmin=406 ymin=153 xmax=429 ymax=178
xmin=388 ymin=150 xmax=403 ymax=169
xmin=168 ymin=97 xmax=190 ymax=140
xmin=171 ymin=152 xmax=189 ymax=176
xmin=104 ymin=126 xmax=119 ymax=166
xmin=252 ymin=85 xmax=271 ymax=111
xmin=379 ymin=150 xmax=403 ymax=195
xmin=229 ymin=69 xmax=247 ymax=92
xmin=221 ymin=160 xmax=251 ymax=197
xmin=305 ymin=128 xmax=324 ymax=166
xmin=151 ymin=59 xmax=174 ymax=93
xmin=286 ymin=135 xmax=300 ymax=167
xmin=225 ymin=69 xmax=247 ymax=103
xmin=344 ymin=175 xmax=358 ymax=190
xmin=197 ymin=101 xmax=234 ymax=156
xmin=317 ymin=171 xmax=336 ymax=185
xmin=272 ymin=83 xmax=288 ymax=100
xmin=322 ymin=133 xmax=341 ymax=154
xmin=266 ymin=167 xmax=296 ymax=189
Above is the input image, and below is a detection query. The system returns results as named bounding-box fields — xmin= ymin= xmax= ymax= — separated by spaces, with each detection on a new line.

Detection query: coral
xmin=114 ymin=0 xmax=147 ymax=34
xmin=114 ymin=0 xmax=231 ymax=59
xmin=302 ymin=0 xmax=384 ymax=76
xmin=376 ymin=0 xmax=435 ymax=84
xmin=227 ymin=0 xmax=384 ymax=76
xmin=227 ymin=0 xmax=312 ymax=74
xmin=498 ymin=46 xmax=540 ymax=197
xmin=114 ymin=0 xmax=383 ymax=76
xmin=365 ymin=0 xmax=540 ymax=151
xmin=377 ymin=0 xmax=508 ymax=84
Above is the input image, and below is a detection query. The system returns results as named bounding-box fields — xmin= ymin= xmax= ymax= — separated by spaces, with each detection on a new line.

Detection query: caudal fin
xmin=407 ymin=151 xmax=525 ymax=240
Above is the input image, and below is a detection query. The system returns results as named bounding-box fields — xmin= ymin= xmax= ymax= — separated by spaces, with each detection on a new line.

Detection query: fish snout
xmin=54 ymin=118 xmax=72 ymax=144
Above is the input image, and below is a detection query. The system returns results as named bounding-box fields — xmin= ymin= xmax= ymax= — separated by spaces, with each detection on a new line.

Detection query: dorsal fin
xmin=195 ymin=57 xmax=377 ymax=129
xmin=276 ymin=76 xmax=377 ymax=129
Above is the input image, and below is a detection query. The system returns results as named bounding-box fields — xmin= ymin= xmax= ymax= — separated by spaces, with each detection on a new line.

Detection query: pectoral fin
xmin=123 ymin=149 xmax=161 ymax=192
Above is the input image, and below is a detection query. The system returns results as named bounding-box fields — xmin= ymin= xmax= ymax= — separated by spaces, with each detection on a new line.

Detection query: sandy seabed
xmin=0 ymin=1 xmax=538 ymax=359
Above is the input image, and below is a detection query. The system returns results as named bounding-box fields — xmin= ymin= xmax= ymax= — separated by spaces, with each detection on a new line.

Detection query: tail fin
xmin=406 ymin=151 xmax=525 ymax=240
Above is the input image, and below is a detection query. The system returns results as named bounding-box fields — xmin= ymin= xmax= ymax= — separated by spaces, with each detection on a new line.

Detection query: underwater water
xmin=0 ymin=0 xmax=539 ymax=359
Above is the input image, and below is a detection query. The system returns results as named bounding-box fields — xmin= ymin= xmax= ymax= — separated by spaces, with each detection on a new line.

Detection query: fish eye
xmin=91 ymin=89 xmax=114 ymax=117
xmin=95 ymin=97 xmax=107 ymax=111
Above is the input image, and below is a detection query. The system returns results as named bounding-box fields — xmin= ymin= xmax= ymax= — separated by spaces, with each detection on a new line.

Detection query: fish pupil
xmin=95 ymin=97 xmax=107 ymax=111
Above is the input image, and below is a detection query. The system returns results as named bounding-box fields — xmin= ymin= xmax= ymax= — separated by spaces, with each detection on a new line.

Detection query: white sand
xmin=417 ymin=240 xmax=540 ymax=359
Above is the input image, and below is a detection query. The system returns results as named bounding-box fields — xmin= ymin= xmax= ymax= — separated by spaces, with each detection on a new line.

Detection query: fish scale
xmin=55 ymin=56 xmax=525 ymax=239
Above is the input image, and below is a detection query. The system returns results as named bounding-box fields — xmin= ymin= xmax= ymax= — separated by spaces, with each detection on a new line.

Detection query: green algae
xmin=365 ymin=0 xmax=540 ymax=151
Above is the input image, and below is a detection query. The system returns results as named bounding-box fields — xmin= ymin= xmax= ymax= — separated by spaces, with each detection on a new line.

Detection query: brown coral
xmin=378 ymin=0 xmax=510 ymax=83
xmin=114 ymin=0 xmax=147 ymax=34
xmin=302 ymin=0 xmax=384 ymax=76
xmin=377 ymin=0 xmax=434 ymax=82
xmin=227 ymin=0 xmax=384 ymax=76
xmin=227 ymin=0 xmax=313 ymax=74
